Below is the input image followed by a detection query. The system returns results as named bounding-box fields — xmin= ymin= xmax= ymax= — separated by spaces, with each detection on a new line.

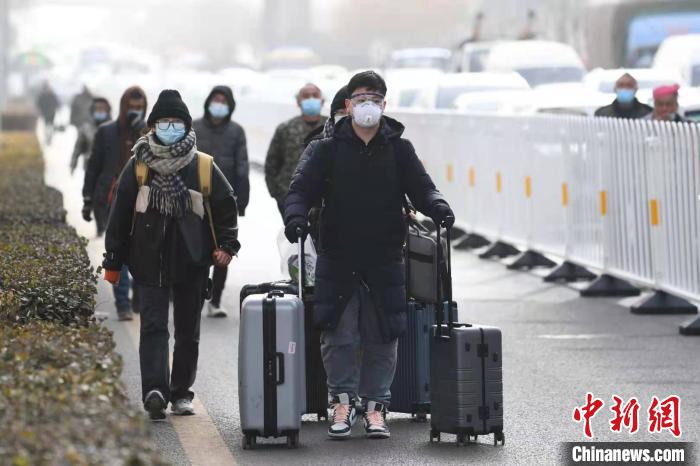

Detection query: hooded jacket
xmin=83 ymin=86 xmax=148 ymax=205
xmin=192 ymin=85 xmax=249 ymax=214
xmin=103 ymin=153 xmax=240 ymax=287
xmin=284 ymin=116 xmax=449 ymax=340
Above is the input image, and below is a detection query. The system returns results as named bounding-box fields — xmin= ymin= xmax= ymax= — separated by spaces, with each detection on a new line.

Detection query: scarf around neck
xmin=132 ymin=130 xmax=197 ymax=218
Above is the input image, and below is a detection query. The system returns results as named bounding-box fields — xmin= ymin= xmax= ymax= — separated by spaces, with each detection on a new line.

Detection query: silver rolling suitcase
xmin=429 ymin=222 xmax=505 ymax=446
xmin=239 ymin=236 xmax=307 ymax=449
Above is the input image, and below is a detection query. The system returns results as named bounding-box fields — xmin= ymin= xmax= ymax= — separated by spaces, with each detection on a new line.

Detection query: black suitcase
xmin=429 ymin=222 xmax=505 ymax=446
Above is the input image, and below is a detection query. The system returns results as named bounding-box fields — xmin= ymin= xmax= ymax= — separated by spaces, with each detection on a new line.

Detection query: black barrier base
xmin=544 ymin=261 xmax=597 ymax=283
xmin=580 ymin=274 xmax=641 ymax=297
xmin=680 ymin=316 xmax=700 ymax=335
xmin=478 ymin=241 xmax=520 ymax=260
xmin=454 ymin=233 xmax=491 ymax=250
xmin=507 ymin=250 xmax=557 ymax=271
xmin=631 ymin=291 xmax=698 ymax=315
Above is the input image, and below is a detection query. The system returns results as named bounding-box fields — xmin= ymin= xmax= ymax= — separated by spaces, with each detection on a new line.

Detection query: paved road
xmin=43 ymin=124 xmax=700 ymax=466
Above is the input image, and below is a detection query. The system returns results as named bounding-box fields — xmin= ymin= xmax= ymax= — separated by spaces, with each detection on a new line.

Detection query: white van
xmin=482 ymin=40 xmax=586 ymax=87
xmin=653 ymin=34 xmax=700 ymax=87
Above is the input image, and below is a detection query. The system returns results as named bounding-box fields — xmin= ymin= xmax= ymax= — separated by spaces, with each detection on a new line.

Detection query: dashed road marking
xmin=123 ymin=316 xmax=237 ymax=466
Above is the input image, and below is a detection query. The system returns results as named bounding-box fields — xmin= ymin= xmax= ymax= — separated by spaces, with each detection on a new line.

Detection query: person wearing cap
xmin=102 ymin=89 xmax=240 ymax=421
xmin=647 ymin=84 xmax=688 ymax=122
xmin=594 ymin=73 xmax=652 ymax=119
xmin=193 ymin=85 xmax=249 ymax=318
xmin=284 ymin=71 xmax=454 ymax=440
xmin=264 ymin=83 xmax=328 ymax=218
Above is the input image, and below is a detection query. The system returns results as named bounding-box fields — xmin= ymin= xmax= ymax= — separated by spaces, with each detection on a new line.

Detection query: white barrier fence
xmin=237 ymin=102 xmax=700 ymax=304
xmin=395 ymin=111 xmax=700 ymax=304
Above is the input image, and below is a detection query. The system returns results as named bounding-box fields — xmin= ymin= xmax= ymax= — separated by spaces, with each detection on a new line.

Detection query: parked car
xmin=410 ymin=72 xmax=530 ymax=110
xmin=385 ymin=48 xmax=452 ymax=72
xmin=482 ymin=40 xmax=585 ymax=87
xmin=584 ymin=67 xmax=683 ymax=104
xmin=653 ymin=34 xmax=700 ymax=87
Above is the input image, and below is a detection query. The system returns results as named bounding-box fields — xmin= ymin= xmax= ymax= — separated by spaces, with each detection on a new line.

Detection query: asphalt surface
xmin=43 ymin=123 xmax=700 ymax=466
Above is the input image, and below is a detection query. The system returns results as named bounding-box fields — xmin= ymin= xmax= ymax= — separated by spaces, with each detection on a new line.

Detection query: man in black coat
xmin=284 ymin=71 xmax=454 ymax=440
xmin=192 ymin=85 xmax=249 ymax=317
xmin=103 ymin=90 xmax=240 ymax=421
xmin=595 ymin=73 xmax=652 ymax=119
xmin=83 ymin=86 xmax=148 ymax=320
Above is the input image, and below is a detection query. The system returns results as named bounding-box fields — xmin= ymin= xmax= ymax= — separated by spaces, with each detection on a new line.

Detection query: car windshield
xmin=398 ymin=89 xmax=419 ymax=107
xmin=436 ymin=85 xmax=519 ymax=109
xmin=389 ymin=56 xmax=449 ymax=70
xmin=516 ymin=67 xmax=584 ymax=87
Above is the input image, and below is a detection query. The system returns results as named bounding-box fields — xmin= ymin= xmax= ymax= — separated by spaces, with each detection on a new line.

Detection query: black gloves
xmin=82 ymin=200 xmax=92 ymax=222
xmin=284 ymin=216 xmax=308 ymax=243
xmin=431 ymin=203 xmax=455 ymax=228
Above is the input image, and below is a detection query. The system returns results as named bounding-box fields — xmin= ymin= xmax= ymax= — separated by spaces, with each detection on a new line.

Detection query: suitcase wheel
xmin=242 ymin=433 xmax=256 ymax=450
xmin=317 ymin=410 xmax=328 ymax=421
xmin=413 ymin=412 xmax=428 ymax=423
xmin=286 ymin=431 xmax=299 ymax=449
xmin=494 ymin=431 xmax=505 ymax=446
xmin=471 ymin=435 xmax=478 ymax=443
xmin=429 ymin=429 xmax=441 ymax=443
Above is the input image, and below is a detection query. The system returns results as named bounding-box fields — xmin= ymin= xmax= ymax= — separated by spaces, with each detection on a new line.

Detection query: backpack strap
xmin=197 ymin=152 xmax=218 ymax=249
xmin=135 ymin=159 xmax=149 ymax=187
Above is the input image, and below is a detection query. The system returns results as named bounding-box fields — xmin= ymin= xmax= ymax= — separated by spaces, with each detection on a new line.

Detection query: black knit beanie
xmin=147 ymin=89 xmax=192 ymax=130
xmin=330 ymin=85 xmax=348 ymax=117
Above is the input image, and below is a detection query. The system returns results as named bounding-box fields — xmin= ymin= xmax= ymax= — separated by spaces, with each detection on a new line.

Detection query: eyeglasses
xmin=155 ymin=120 xmax=185 ymax=131
xmin=350 ymin=92 xmax=385 ymax=105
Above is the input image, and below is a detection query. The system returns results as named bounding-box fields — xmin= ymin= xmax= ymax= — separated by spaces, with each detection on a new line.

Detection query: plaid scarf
xmin=132 ymin=130 xmax=197 ymax=218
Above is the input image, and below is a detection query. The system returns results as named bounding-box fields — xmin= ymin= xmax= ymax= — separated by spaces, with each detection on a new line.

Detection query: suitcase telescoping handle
xmin=434 ymin=215 xmax=455 ymax=339
xmin=296 ymin=227 xmax=305 ymax=301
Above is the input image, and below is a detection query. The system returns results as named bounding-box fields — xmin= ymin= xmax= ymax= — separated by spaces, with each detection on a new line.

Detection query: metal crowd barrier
xmin=236 ymin=100 xmax=700 ymax=335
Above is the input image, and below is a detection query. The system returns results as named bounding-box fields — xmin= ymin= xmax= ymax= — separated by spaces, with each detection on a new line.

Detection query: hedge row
xmin=0 ymin=132 xmax=165 ymax=465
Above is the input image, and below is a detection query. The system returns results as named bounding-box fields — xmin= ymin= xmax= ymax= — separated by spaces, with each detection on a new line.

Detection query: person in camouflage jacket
xmin=264 ymin=83 xmax=327 ymax=216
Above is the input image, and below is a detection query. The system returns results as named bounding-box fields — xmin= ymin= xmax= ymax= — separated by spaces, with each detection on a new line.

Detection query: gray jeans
xmin=320 ymin=284 xmax=398 ymax=406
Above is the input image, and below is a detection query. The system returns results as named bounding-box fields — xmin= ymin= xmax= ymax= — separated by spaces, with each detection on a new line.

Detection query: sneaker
xmin=328 ymin=393 xmax=357 ymax=439
xmin=363 ymin=401 xmax=390 ymax=439
xmin=117 ymin=309 xmax=134 ymax=321
xmin=171 ymin=398 xmax=195 ymax=416
xmin=144 ymin=390 xmax=167 ymax=421
xmin=207 ymin=302 xmax=228 ymax=318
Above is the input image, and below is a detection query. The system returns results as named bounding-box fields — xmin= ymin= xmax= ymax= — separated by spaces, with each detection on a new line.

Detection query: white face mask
xmin=352 ymin=102 xmax=383 ymax=128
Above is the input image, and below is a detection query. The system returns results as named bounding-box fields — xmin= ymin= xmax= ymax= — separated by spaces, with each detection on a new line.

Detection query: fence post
xmin=581 ymin=117 xmax=640 ymax=297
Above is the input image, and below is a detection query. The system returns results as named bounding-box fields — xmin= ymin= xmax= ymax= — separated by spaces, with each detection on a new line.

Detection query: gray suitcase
xmin=239 ymin=239 xmax=307 ymax=449
xmin=406 ymin=220 xmax=447 ymax=304
xmin=429 ymin=222 xmax=505 ymax=446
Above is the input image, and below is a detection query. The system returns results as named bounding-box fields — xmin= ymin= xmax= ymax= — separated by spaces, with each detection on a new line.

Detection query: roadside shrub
xmin=0 ymin=132 xmax=164 ymax=465
xmin=0 ymin=321 xmax=166 ymax=466
xmin=0 ymin=132 xmax=65 ymax=223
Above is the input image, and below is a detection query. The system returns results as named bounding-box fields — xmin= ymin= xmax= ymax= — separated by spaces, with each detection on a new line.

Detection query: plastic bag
xmin=277 ymin=228 xmax=316 ymax=287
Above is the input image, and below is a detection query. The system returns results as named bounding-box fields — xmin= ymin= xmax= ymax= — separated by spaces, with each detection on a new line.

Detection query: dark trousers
xmin=211 ymin=265 xmax=228 ymax=306
xmin=137 ymin=272 xmax=206 ymax=404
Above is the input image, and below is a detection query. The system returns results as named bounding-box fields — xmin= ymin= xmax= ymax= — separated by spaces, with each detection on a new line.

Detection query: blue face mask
xmin=155 ymin=126 xmax=186 ymax=146
xmin=301 ymin=98 xmax=322 ymax=116
xmin=208 ymin=102 xmax=229 ymax=119
xmin=93 ymin=111 xmax=108 ymax=123
xmin=616 ymin=88 xmax=636 ymax=104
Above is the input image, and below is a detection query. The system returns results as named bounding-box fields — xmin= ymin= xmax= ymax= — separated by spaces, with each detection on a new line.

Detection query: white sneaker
xmin=171 ymin=398 xmax=195 ymax=416
xmin=328 ymin=393 xmax=357 ymax=439
xmin=363 ymin=401 xmax=390 ymax=439
xmin=207 ymin=302 xmax=228 ymax=318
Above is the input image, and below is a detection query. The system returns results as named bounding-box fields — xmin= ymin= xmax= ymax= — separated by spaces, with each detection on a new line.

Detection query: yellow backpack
xmin=134 ymin=152 xmax=218 ymax=248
